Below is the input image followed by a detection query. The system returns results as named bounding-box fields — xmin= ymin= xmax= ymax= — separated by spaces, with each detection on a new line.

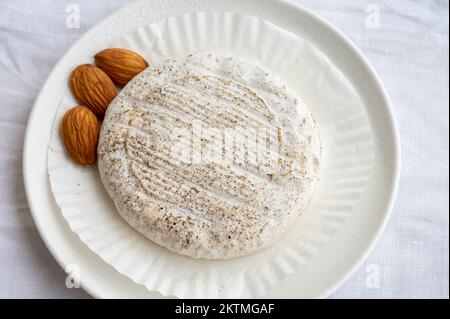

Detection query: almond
xmin=61 ymin=106 xmax=101 ymax=166
xmin=94 ymin=48 xmax=149 ymax=86
xmin=70 ymin=64 xmax=117 ymax=119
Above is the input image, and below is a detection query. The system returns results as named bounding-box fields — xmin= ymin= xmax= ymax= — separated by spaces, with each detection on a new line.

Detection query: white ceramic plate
xmin=23 ymin=0 xmax=400 ymax=299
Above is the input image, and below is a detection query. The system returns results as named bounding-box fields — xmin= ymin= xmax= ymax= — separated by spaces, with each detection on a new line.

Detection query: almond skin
xmin=94 ymin=48 xmax=149 ymax=86
xmin=61 ymin=106 xmax=101 ymax=166
xmin=70 ymin=64 xmax=117 ymax=119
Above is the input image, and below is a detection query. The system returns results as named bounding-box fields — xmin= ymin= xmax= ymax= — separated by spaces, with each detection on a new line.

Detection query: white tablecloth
xmin=0 ymin=0 xmax=448 ymax=298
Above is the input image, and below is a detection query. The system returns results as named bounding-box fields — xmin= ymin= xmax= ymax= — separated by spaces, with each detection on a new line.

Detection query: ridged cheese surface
xmin=98 ymin=53 xmax=321 ymax=259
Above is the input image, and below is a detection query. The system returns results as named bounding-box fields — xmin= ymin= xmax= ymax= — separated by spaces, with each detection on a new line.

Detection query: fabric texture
xmin=0 ymin=0 xmax=448 ymax=298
